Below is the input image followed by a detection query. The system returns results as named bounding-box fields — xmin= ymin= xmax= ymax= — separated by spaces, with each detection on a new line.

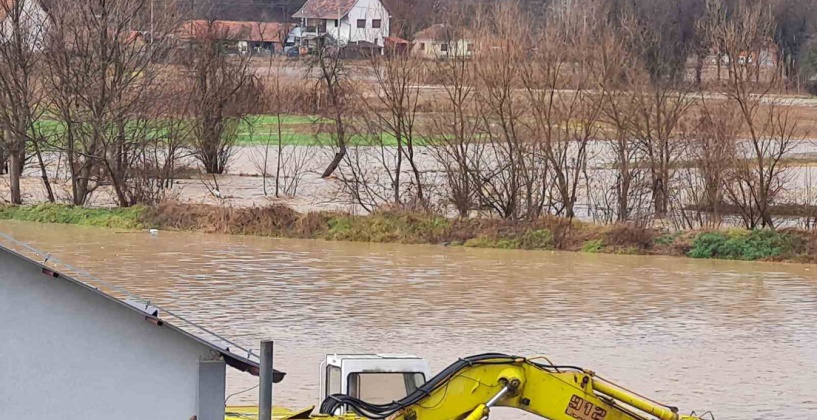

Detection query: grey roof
xmin=293 ymin=0 xmax=358 ymax=19
xmin=0 ymin=239 xmax=285 ymax=383
xmin=190 ymin=0 xmax=304 ymax=22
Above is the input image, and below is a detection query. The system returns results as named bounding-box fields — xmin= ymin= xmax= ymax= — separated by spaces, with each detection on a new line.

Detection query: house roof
xmin=413 ymin=24 xmax=473 ymax=42
xmin=385 ymin=36 xmax=409 ymax=45
xmin=178 ymin=20 xmax=292 ymax=43
xmin=413 ymin=24 xmax=452 ymax=42
xmin=293 ymin=0 xmax=358 ymax=19
xmin=0 ymin=239 xmax=286 ymax=383
xmin=189 ymin=0 xmax=303 ymax=22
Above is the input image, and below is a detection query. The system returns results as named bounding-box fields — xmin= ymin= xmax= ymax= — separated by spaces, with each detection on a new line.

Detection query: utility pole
xmin=258 ymin=341 xmax=274 ymax=420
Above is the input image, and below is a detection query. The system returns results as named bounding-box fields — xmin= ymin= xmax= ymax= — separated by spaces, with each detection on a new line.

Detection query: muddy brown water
xmin=1 ymin=220 xmax=816 ymax=419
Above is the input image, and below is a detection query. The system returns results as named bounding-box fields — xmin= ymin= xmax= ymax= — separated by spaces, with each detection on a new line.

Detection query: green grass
xmin=654 ymin=232 xmax=682 ymax=246
xmin=688 ymin=229 xmax=797 ymax=261
xmin=0 ymin=204 xmax=146 ymax=229
xmin=33 ymin=114 xmax=450 ymax=148
xmin=582 ymin=239 xmax=605 ymax=253
xmin=325 ymin=212 xmax=452 ymax=243
xmin=463 ymin=229 xmax=554 ymax=250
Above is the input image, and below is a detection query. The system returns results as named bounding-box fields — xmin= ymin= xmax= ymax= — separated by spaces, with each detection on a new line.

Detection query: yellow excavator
xmin=227 ymin=353 xmax=713 ymax=420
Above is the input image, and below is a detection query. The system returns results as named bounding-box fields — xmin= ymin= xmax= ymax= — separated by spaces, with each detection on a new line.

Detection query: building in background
xmin=294 ymin=0 xmax=390 ymax=50
xmin=412 ymin=24 xmax=473 ymax=59
xmin=177 ymin=19 xmax=294 ymax=55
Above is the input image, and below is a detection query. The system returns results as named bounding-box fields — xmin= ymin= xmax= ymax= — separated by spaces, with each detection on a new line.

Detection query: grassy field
xmin=32 ymin=114 xmax=426 ymax=148
xmin=236 ymin=115 xmax=436 ymax=147
xmin=1 ymin=203 xmax=815 ymax=263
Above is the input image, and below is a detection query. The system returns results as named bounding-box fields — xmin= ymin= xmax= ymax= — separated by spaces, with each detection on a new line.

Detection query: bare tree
xmin=45 ymin=0 xmax=188 ymax=207
xmin=628 ymin=83 xmax=695 ymax=218
xmin=361 ymin=49 xmax=426 ymax=208
xmin=425 ymin=10 xmax=484 ymax=217
xmin=0 ymin=0 xmax=51 ymax=203
xmin=311 ymin=41 xmax=350 ymax=179
xmin=183 ymin=19 xmax=257 ymax=175
xmin=471 ymin=3 xmax=545 ymax=221
xmin=252 ymin=56 xmax=311 ymax=198
xmin=43 ymin=0 xmax=185 ymax=206
xmin=597 ymin=13 xmax=650 ymax=223
xmin=521 ymin=0 xmax=605 ymax=219
xmin=678 ymin=99 xmax=740 ymax=228
xmin=702 ymin=0 xmax=798 ymax=228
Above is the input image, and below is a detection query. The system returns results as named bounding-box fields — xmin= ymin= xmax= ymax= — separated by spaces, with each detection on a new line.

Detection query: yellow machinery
xmin=227 ymin=353 xmax=712 ymax=420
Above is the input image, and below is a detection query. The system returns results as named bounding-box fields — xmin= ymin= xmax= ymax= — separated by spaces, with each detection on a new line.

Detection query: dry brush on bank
xmin=3 ymin=201 xmax=817 ymax=263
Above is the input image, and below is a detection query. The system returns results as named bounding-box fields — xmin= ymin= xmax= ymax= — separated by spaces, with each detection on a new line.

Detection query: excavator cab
xmin=319 ymin=354 xmax=431 ymax=415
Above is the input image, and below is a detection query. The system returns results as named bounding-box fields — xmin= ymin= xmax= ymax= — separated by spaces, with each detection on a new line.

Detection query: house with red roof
xmin=293 ymin=0 xmax=390 ymax=50
xmin=177 ymin=19 xmax=295 ymax=55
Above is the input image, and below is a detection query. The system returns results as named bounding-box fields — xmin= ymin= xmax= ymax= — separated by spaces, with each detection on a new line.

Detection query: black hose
xmin=319 ymin=353 xmax=582 ymax=419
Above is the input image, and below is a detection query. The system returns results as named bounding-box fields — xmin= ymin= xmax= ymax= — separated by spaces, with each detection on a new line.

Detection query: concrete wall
xmin=0 ymin=247 xmax=226 ymax=420
xmin=413 ymin=39 xmax=473 ymax=59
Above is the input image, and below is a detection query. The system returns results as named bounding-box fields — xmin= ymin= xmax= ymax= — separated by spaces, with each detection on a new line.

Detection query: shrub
xmin=582 ymin=239 xmax=605 ymax=253
xmin=0 ymin=204 xmax=145 ymax=229
xmin=688 ymin=229 xmax=793 ymax=260
xmin=518 ymin=229 xmax=554 ymax=250
xmin=654 ymin=232 xmax=681 ymax=246
xmin=464 ymin=235 xmax=497 ymax=248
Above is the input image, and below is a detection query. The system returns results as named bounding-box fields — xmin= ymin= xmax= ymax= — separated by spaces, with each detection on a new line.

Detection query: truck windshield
xmin=348 ymin=372 xmax=425 ymax=404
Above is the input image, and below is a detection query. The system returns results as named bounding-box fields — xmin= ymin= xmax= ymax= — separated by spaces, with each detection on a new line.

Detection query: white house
xmin=293 ymin=0 xmax=390 ymax=48
xmin=0 ymin=0 xmax=49 ymax=51
xmin=412 ymin=24 xmax=474 ymax=59
xmin=0 ymin=241 xmax=284 ymax=420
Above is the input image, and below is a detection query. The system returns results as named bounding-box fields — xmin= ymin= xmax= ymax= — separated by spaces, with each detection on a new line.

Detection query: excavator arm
xmin=318 ymin=354 xmax=709 ymax=420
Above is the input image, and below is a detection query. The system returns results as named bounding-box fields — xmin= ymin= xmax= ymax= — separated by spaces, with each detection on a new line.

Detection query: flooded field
xmin=7 ymin=140 xmax=817 ymax=221
xmin=1 ymin=220 xmax=816 ymax=419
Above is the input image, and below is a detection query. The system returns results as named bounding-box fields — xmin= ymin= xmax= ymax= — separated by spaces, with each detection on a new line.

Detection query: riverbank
xmin=1 ymin=202 xmax=814 ymax=263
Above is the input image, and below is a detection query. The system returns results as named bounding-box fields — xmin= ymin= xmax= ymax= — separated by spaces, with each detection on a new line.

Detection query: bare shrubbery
xmin=0 ymin=0 xmax=811 ymax=232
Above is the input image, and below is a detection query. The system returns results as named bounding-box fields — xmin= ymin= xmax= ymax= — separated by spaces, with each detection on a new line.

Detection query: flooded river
xmin=1 ymin=220 xmax=816 ymax=419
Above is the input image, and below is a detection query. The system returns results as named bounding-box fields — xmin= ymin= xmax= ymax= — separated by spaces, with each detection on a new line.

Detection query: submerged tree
xmin=183 ymin=20 xmax=257 ymax=175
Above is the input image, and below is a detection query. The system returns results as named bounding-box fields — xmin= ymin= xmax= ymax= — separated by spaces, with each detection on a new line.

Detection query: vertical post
xmin=259 ymin=341 xmax=274 ymax=420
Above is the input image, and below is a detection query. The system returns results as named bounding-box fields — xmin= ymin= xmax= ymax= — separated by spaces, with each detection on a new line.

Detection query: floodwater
xmin=1 ymin=220 xmax=816 ymax=419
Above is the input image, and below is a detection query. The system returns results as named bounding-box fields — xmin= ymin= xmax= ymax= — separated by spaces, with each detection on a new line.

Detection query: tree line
xmin=316 ymin=0 xmax=811 ymax=229
xmin=0 ymin=0 xmax=814 ymax=231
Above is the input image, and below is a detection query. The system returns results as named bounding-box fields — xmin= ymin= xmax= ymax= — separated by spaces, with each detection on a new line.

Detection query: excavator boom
xmin=317 ymin=354 xmax=708 ymax=420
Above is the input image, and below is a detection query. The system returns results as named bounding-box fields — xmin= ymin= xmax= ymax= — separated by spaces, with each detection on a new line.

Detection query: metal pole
xmin=259 ymin=340 xmax=274 ymax=420
xmin=485 ymin=385 xmax=510 ymax=408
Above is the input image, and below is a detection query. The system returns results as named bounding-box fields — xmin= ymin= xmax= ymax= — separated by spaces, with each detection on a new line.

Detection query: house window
xmin=419 ymin=43 xmax=425 ymax=51
xmin=372 ymin=19 xmax=381 ymax=29
xmin=440 ymin=43 xmax=449 ymax=52
xmin=305 ymin=18 xmax=319 ymax=33
xmin=357 ymin=19 xmax=366 ymax=28
xmin=318 ymin=19 xmax=327 ymax=33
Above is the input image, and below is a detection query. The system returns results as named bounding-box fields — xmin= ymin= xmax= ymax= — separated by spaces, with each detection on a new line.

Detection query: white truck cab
xmin=319 ymin=354 xmax=431 ymax=415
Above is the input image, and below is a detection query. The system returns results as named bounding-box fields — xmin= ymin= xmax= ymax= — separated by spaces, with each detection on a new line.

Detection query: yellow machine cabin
xmin=228 ymin=353 xmax=713 ymax=420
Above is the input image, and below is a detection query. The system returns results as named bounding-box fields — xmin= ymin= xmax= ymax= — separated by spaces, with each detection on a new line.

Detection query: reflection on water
xmin=1 ymin=220 xmax=816 ymax=419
